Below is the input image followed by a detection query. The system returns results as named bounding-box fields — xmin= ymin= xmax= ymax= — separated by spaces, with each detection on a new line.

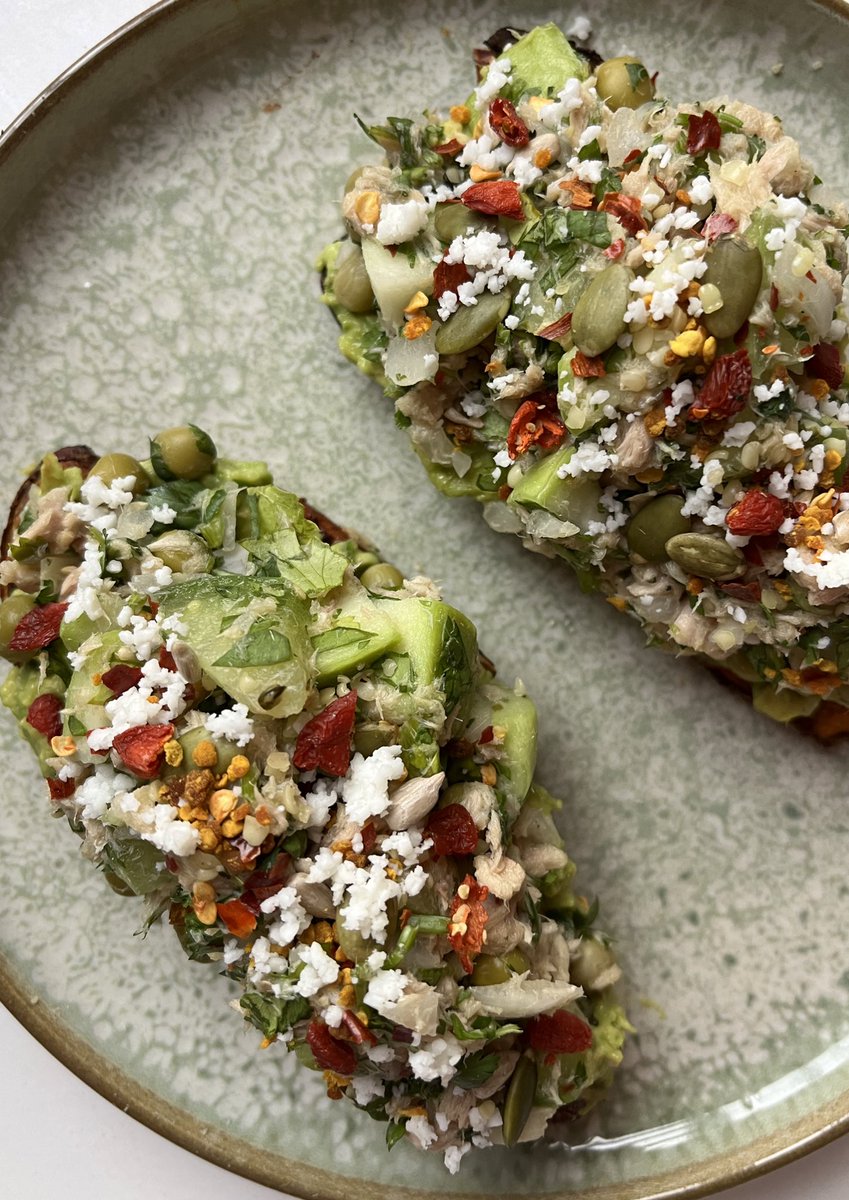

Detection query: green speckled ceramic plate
xmin=2 ymin=1 xmax=849 ymax=1196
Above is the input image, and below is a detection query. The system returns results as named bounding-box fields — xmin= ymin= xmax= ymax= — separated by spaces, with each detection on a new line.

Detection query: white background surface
xmin=1 ymin=2 xmax=848 ymax=1197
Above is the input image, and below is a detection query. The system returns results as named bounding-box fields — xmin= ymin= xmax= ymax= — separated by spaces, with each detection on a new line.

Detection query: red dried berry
xmin=101 ymin=664 xmax=143 ymax=696
xmin=216 ymin=899 xmax=257 ymax=939
xmin=571 ymin=352 xmax=607 ymax=378
xmin=293 ymin=691 xmax=358 ymax=777
xmin=687 ymin=110 xmax=722 ymax=156
xmin=489 ymin=97 xmax=530 ymax=147
xmin=506 ymin=391 xmax=567 ymax=460
xmin=47 ymin=776 xmax=76 ymax=801
xmin=718 ymin=579 xmax=763 ymax=603
xmin=725 ymin=489 xmax=788 ymax=536
xmin=307 ymin=1019 xmax=357 ymax=1075
xmin=806 ymin=343 xmax=844 ymax=391
xmin=536 ymin=312 xmax=573 ymax=341
xmin=112 ymin=723 xmax=175 ymax=780
xmin=527 ymin=1010 xmax=593 ymax=1064
xmin=598 ymin=192 xmax=647 ymax=235
xmin=8 ymin=601 xmax=67 ymax=652
xmin=26 ymin=694 xmax=63 ymax=739
xmin=424 ymin=803 xmax=479 ymax=856
xmin=432 ymin=255 xmax=471 ymax=300
xmin=690 ymin=349 xmax=753 ymax=421
xmin=340 ymin=1009 xmax=378 ymax=1046
xmin=158 ymin=646 xmax=178 ymax=673
xmin=461 ymin=180 xmax=525 ymax=222
xmin=449 ymin=874 xmax=489 ymax=975
xmin=603 ymin=238 xmax=626 ymax=260
xmin=432 ymin=138 xmax=464 ymax=157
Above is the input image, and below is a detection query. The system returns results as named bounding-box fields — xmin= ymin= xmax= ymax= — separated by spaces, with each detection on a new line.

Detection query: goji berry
xmin=572 ymin=352 xmax=607 ymax=378
xmin=293 ymin=691 xmax=358 ymax=777
xmin=307 ymin=1019 xmax=357 ymax=1075
xmin=536 ymin=312 xmax=573 ymax=340
xmin=158 ymin=646 xmax=178 ymax=673
xmin=489 ymin=97 xmax=530 ymax=147
xmin=216 ymin=899 xmax=257 ymax=938
xmin=8 ymin=602 xmax=67 ymax=652
xmin=598 ymin=192 xmax=647 ymax=235
xmin=242 ymin=852 xmax=292 ymax=909
xmin=340 ymin=1009 xmax=378 ymax=1046
xmin=432 ymin=138 xmax=464 ymax=157
xmin=690 ymin=349 xmax=752 ymax=421
xmin=805 ymin=343 xmax=844 ymax=391
xmin=725 ymin=489 xmax=785 ymax=536
xmin=26 ymin=693 xmax=63 ymax=739
xmin=687 ymin=110 xmax=722 ymax=156
xmin=461 ymin=180 xmax=525 ymax=222
xmin=47 ymin=776 xmax=76 ymax=801
xmin=424 ymin=803 xmax=479 ymax=856
xmin=506 ymin=392 xmax=566 ymax=460
xmin=718 ymin=579 xmax=762 ymax=603
xmin=432 ymin=255 xmax=471 ymax=300
xmin=101 ymin=664 xmax=143 ymax=696
xmin=112 ymin=723 xmax=175 ymax=780
xmin=527 ymin=1010 xmax=593 ymax=1064
xmin=449 ymin=874 xmax=489 ymax=974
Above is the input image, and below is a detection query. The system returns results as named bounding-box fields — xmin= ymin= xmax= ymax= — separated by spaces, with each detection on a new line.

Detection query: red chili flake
xmin=536 ymin=312 xmax=573 ymax=341
xmin=489 ymin=97 xmax=530 ymax=147
xmin=806 ymin=343 xmax=844 ymax=391
xmin=687 ymin=110 xmax=722 ymax=156
xmin=527 ymin=1010 xmax=593 ymax=1065
xmin=340 ymin=1009 xmax=378 ymax=1046
xmin=216 ymin=899 xmax=257 ymax=939
xmin=8 ymin=601 xmax=68 ymax=652
xmin=806 ymin=269 xmax=817 ymax=284
xmin=307 ymin=1019 xmax=357 ymax=1075
xmin=506 ymin=391 xmax=567 ymax=460
xmin=769 ymin=284 xmax=780 ymax=312
xmin=112 ymin=723 xmax=175 ymax=780
xmin=571 ymin=352 xmax=607 ymax=378
xmin=718 ymin=579 xmax=762 ymax=603
xmin=101 ymin=664 xmax=143 ymax=696
xmin=432 ymin=255 xmax=471 ymax=300
xmin=622 ymin=148 xmax=643 ymax=167
xmin=47 ymin=776 xmax=76 ymax=801
xmin=360 ymin=820 xmax=377 ymax=855
xmin=432 ymin=138 xmax=464 ymax=157
xmin=689 ymin=349 xmax=753 ymax=421
xmin=424 ymin=803 xmax=479 ymax=857
xmin=293 ymin=690 xmax=358 ymax=777
xmin=461 ymin=180 xmax=525 ymax=222
xmin=725 ymin=488 xmax=788 ymax=536
xmin=604 ymin=238 xmax=625 ymax=260
xmin=702 ymin=212 xmax=738 ymax=242
xmin=598 ymin=192 xmax=647 ymax=236
xmin=449 ymin=874 xmax=489 ymax=974
xmin=26 ymin=694 xmax=63 ymax=739
xmin=559 ymin=179 xmax=595 ymax=210
xmin=478 ymin=725 xmax=494 ymax=744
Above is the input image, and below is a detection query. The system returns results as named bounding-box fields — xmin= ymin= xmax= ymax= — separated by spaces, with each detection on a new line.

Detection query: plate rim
xmin=2 ymin=0 xmax=849 ymax=1195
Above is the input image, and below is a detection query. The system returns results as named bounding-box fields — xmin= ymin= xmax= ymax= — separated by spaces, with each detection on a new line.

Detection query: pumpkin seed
xmin=434 ymin=202 xmax=484 ymax=243
xmin=333 ymin=245 xmax=375 ymax=314
xmin=702 ymin=237 xmax=763 ymax=339
xmin=752 ymin=683 xmax=820 ymax=722
xmin=571 ymin=263 xmax=635 ymax=358
xmin=665 ymin=532 xmax=746 ymax=580
xmin=501 ymin=1055 xmax=538 ymax=1147
xmin=470 ymin=954 xmax=512 ymax=986
xmin=435 ymin=290 xmax=511 ymax=356
xmin=626 ymin=495 xmax=691 ymax=562
xmin=333 ymin=920 xmax=376 ymax=964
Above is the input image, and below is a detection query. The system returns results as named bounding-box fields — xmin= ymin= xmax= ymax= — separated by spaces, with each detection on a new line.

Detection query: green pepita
xmin=595 ymin=57 xmax=655 ymax=111
xmin=701 ymin=237 xmax=763 ymax=339
xmin=664 ymin=532 xmax=746 ymax=580
xmin=626 ymin=495 xmax=691 ymax=562
xmin=501 ymin=1054 xmax=538 ymax=1147
xmin=470 ymin=954 xmax=512 ymax=986
xmin=333 ymin=245 xmax=376 ymax=314
xmin=434 ymin=202 xmax=485 ymax=244
xmin=571 ymin=263 xmax=635 ymax=358
xmin=435 ymin=290 xmax=511 ymax=356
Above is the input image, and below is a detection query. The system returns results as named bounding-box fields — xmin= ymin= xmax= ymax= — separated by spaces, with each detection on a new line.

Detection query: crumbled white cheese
xmin=342 ymin=744 xmax=405 ymax=824
xmin=293 ymin=941 xmax=340 ymax=998
xmin=204 ymin=702 xmax=254 ymax=747
xmin=375 ymin=198 xmax=429 ymax=246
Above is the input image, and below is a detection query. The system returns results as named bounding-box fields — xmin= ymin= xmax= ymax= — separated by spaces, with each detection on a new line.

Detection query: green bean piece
xmin=88 ymin=453 xmax=149 ymax=497
xmin=595 ymin=57 xmax=655 ymax=111
xmin=384 ymin=914 xmax=450 ymax=968
xmin=150 ymin=424 xmax=217 ymax=481
xmin=360 ymin=562 xmax=404 ymax=591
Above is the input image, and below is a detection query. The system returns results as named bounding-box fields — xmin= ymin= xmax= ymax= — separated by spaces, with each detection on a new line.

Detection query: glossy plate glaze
xmin=1 ymin=1 xmax=849 ymax=1196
